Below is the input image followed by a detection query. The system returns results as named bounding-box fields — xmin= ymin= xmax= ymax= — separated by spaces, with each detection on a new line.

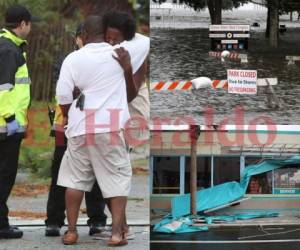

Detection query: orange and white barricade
xmin=286 ymin=56 xmax=300 ymax=65
xmin=211 ymin=80 xmax=228 ymax=89
xmin=150 ymin=78 xmax=278 ymax=91
xmin=209 ymin=51 xmax=248 ymax=63
xmin=209 ymin=51 xmax=222 ymax=57
xmin=150 ymin=81 xmax=193 ymax=91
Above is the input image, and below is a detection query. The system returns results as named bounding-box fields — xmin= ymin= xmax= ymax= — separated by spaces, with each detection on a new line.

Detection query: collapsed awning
xmin=154 ymin=156 xmax=300 ymax=233
xmin=172 ymin=155 xmax=300 ymax=218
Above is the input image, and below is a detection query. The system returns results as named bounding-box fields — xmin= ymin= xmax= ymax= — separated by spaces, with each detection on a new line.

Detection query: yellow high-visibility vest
xmin=52 ymin=103 xmax=65 ymax=133
xmin=0 ymin=28 xmax=31 ymax=137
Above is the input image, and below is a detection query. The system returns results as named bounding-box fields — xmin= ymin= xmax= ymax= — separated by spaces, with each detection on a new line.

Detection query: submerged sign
xmin=227 ymin=69 xmax=257 ymax=94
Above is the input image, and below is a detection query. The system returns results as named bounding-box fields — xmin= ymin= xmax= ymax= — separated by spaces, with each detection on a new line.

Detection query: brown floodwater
xmin=150 ymin=27 xmax=300 ymax=124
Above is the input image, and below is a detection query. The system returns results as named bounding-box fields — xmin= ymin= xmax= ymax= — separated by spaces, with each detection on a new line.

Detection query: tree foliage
xmin=0 ymin=0 xmax=145 ymax=101
xmin=136 ymin=0 xmax=150 ymax=22
xmin=153 ymin=0 xmax=249 ymax=24
xmin=279 ymin=0 xmax=300 ymax=14
xmin=153 ymin=0 xmax=249 ymax=11
xmin=0 ymin=0 xmax=72 ymax=20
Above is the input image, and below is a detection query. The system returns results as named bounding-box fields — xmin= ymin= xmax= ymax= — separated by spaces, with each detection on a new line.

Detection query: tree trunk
xmin=215 ymin=0 xmax=222 ymax=24
xmin=208 ymin=0 xmax=222 ymax=24
xmin=269 ymin=0 xmax=279 ymax=48
xmin=265 ymin=4 xmax=270 ymax=38
xmin=207 ymin=0 xmax=215 ymax=24
xmin=290 ymin=12 xmax=293 ymax=21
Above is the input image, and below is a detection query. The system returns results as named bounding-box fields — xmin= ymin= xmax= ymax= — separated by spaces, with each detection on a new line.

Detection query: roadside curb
xmin=10 ymin=217 xmax=150 ymax=227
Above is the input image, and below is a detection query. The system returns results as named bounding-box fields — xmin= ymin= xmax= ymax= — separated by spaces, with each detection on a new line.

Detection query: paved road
xmin=151 ymin=242 xmax=300 ymax=250
xmin=151 ymin=225 xmax=300 ymax=250
xmin=0 ymin=226 xmax=149 ymax=250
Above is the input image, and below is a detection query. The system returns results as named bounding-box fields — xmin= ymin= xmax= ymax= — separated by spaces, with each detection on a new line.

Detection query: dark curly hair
xmin=103 ymin=11 xmax=136 ymax=41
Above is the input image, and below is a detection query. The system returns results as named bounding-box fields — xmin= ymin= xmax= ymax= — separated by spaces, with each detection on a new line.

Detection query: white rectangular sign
xmin=209 ymin=33 xmax=226 ymax=38
xmin=221 ymin=39 xmax=238 ymax=44
xmin=233 ymin=33 xmax=250 ymax=38
xmin=227 ymin=69 xmax=257 ymax=94
xmin=209 ymin=25 xmax=250 ymax=32
xmin=286 ymin=56 xmax=300 ymax=61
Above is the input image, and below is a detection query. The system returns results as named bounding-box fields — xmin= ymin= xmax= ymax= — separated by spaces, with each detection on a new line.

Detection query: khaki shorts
xmin=57 ymin=131 xmax=132 ymax=198
xmin=128 ymin=83 xmax=150 ymax=121
xmin=127 ymin=84 xmax=150 ymax=149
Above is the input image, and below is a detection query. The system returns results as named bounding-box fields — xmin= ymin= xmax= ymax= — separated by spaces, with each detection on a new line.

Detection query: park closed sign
xmin=227 ymin=69 xmax=257 ymax=94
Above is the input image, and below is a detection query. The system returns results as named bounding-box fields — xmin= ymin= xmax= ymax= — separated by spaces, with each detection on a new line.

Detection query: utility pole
xmin=190 ymin=125 xmax=200 ymax=216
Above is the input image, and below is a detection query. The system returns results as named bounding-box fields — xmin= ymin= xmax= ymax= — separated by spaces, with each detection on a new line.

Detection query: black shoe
xmin=89 ymin=223 xmax=106 ymax=236
xmin=0 ymin=226 xmax=23 ymax=239
xmin=45 ymin=225 xmax=60 ymax=237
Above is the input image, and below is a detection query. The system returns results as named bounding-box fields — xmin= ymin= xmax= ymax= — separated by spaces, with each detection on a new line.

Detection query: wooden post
xmin=190 ymin=125 xmax=200 ymax=216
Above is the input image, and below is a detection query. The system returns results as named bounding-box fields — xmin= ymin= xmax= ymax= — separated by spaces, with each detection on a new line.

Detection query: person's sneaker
xmin=0 ymin=226 xmax=23 ymax=239
xmin=45 ymin=225 xmax=61 ymax=237
xmin=88 ymin=223 xmax=106 ymax=236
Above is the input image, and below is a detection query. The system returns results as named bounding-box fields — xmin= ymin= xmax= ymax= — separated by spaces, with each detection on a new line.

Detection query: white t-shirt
xmin=56 ymin=33 xmax=149 ymax=138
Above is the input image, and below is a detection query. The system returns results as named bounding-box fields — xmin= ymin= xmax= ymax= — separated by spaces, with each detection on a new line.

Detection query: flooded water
xmin=150 ymin=12 xmax=300 ymax=124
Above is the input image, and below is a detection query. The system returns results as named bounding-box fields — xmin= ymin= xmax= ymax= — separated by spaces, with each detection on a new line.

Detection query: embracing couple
xmin=55 ymin=13 xmax=149 ymax=247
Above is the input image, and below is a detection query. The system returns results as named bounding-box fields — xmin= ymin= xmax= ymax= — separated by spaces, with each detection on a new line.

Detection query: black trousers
xmin=0 ymin=135 xmax=22 ymax=229
xmin=45 ymin=145 xmax=107 ymax=227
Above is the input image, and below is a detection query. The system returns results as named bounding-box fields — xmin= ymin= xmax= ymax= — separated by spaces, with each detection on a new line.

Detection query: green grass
xmin=19 ymin=101 xmax=55 ymax=179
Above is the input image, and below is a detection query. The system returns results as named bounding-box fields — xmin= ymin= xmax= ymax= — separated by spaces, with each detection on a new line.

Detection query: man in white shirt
xmin=104 ymin=11 xmax=150 ymax=160
xmin=56 ymin=16 xmax=149 ymax=246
